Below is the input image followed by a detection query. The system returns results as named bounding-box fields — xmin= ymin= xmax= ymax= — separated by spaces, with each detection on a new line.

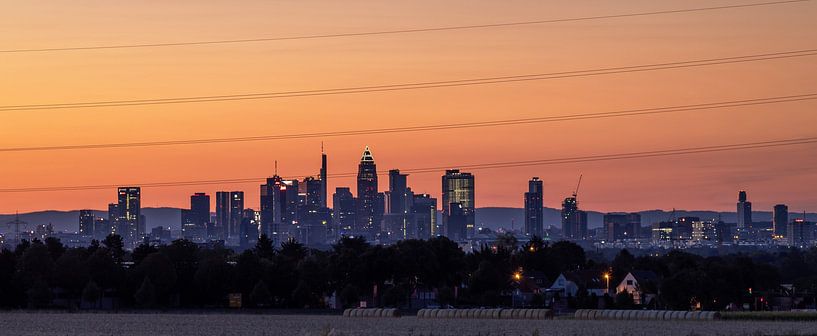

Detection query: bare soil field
xmin=0 ymin=313 xmax=815 ymax=336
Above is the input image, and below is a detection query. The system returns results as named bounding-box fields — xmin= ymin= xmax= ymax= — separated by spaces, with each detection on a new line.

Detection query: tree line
xmin=0 ymin=233 xmax=815 ymax=310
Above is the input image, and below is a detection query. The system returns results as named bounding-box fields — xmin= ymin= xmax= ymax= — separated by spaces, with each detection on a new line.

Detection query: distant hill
xmin=2 ymin=207 xmax=815 ymax=235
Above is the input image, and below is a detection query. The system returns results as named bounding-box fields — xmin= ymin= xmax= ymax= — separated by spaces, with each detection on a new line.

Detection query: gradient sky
xmin=1 ymin=0 xmax=816 ymax=214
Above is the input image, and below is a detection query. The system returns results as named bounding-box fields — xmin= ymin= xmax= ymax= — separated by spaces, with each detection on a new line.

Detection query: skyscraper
xmin=442 ymin=169 xmax=475 ymax=240
xmin=736 ymin=190 xmax=753 ymax=229
xmin=116 ymin=187 xmax=141 ymax=246
xmin=561 ymin=196 xmax=587 ymax=240
xmin=356 ymin=146 xmax=382 ymax=238
xmin=183 ymin=192 xmax=210 ymax=242
xmin=260 ymin=175 xmax=298 ymax=244
xmin=215 ymin=192 xmax=229 ymax=240
xmin=320 ymin=146 xmax=328 ymax=209
xmin=384 ymin=169 xmax=413 ymax=240
xmin=239 ymin=208 xmax=259 ymax=250
xmin=412 ymin=193 xmax=437 ymax=240
xmin=216 ymin=191 xmax=244 ymax=241
xmin=333 ymin=187 xmax=356 ymax=237
xmin=524 ymin=177 xmax=544 ymax=237
xmin=79 ymin=209 xmax=95 ymax=237
xmin=773 ymin=204 xmax=788 ymax=238
xmin=297 ymin=176 xmax=332 ymax=247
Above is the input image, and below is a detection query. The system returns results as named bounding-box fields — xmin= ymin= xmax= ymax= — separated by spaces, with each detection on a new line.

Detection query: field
xmin=1 ymin=313 xmax=817 ymax=336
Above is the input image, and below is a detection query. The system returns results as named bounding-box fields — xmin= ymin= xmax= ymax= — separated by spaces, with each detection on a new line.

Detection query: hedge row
xmin=417 ymin=309 xmax=553 ymax=320
xmin=343 ymin=308 xmax=401 ymax=318
xmin=574 ymin=309 xmax=720 ymax=320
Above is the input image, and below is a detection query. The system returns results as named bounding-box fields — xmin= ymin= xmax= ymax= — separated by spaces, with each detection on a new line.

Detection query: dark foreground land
xmin=1 ymin=312 xmax=816 ymax=336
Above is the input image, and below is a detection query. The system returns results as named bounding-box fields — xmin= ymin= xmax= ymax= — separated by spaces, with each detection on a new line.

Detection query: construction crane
xmin=572 ymin=174 xmax=583 ymax=200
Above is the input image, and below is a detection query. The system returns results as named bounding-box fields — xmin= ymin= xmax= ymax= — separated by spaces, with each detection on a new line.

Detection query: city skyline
xmin=2 ymin=1 xmax=816 ymax=213
xmin=0 ymin=143 xmax=814 ymax=215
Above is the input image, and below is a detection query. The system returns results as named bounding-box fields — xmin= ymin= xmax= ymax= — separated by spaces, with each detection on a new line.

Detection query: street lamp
xmin=603 ymin=273 xmax=611 ymax=294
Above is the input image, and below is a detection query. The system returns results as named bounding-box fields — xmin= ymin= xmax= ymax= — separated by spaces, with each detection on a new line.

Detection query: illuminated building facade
xmin=442 ymin=169 xmax=475 ymax=240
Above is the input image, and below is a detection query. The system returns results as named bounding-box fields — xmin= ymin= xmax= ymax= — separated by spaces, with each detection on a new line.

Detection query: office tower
xmin=442 ymin=169 xmax=475 ymax=240
xmin=182 ymin=192 xmax=210 ymax=242
xmin=773 ymin=204 xmax=788 ymax=237
xmin=116 ymin=187 xmax=141 ymax=245
xmin=561 ymin=198 xmax=588 ymax=240
xmin=524 ymin=177 xmax=544 ymax=237
xmin=787 ymin=218 xmax=812 ymax=246
xmin=603 ymin=213 xmax=641 ymax=241
xmin=333 ymin=187 xmax=356 ymax=237
xmin=260 ymin=176 xmax=299 ymax=244
xmin=229 ymin=192 xmax=244 ymax=239
xmin=297 ymin=176 xmax=332 ymax=247
xmin=674 ymin=217 xmax=698 ymax=240
xmin=356 ymin=146 xmax=382 ymax=238
xmin=79 ymin=210 xmax=95 ymax=237
xmin=107 ymin=203 xmax=119 ymax=234
xmin=692 ymin=220 xmax=718 ymax=243
xmin=736 ymin=190 xmax=753 ymax=229
xmin=93 ymin=218 xmax=112 ymax=241
xmin=216 ymin=191 xmax=244 ymax=241
xmin=383 ymin=170 xmax=413 ymax=240
xmin=240 ymin=208 xmax=259 ymax=250
xmin=412 ymin=193 xmax=437 ymax=240
xmin=260 ymin=176 xmax=285 ymax=242
xmin=215 ymin=192 xmax=230 ymax=240
xmin=320 ymin=147 xmax=328 ymax=208
xmin=303 ymin=177 xmax=323 ymax=208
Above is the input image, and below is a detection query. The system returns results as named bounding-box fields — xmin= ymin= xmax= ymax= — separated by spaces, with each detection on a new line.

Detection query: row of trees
xmin=0 ymin=233 xmax=815 ymax=310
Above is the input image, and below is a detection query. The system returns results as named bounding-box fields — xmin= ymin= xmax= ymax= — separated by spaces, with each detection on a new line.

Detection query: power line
xmin=2 ymin=49 xmax=816 ymax=112
xmin=0 ymin=0 xmax=808 ymax=53
xmin=1 ymin=136 xmax=814 ymax=193
xmin=1 ymin=93 xmax=815 ymax=153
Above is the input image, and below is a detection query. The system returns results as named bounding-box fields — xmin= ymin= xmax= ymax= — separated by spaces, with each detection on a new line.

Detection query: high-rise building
xmin=183 ymin=192 xmax=210 ymax=242
xmin=216 ymin=191 xmax=244 ymax=241
xmin=442 ymin=169 xmax=475 ymax=240
xmin=561 ymin=196 xmax=586 ymax=240
xmin=94 ymin=218 xmax=112 ymax=241
xmin=603 ymin=213 xmax=641 ymax=241
xmin=333 ymin=187 xmax=356 ymax=237
xmin=296 ymin=176 xmax=332 ymax=247
xmin=524 ymin=177 xmax=544 ymax=237
xmin=116 ymin=187 xmax=141 ymax=246
xmin=79 ymin=210 xmax=95 ymax=237
xmin=215 ymin=192 xmax=229 ymax=240
xmin=106 ymin=202 xmax=120 ymax=237
xmin=239 ymin=208 xmax=260 ymax=250
xmin=692 ymin=220 xmax=718 ymax=243
xmin=787 ymin=218 xmax=813 ymax=246
xmin=356 ymin=146 xmax=382 ymax=238
xmin=773 ymin=204 xmax=788 ymax=238
xmin=260 ymin=175 xmax=299 ymax=244
xmin=737 ymin=190 xmax=753 ymax=229
xmin=384 ymin=170 xmax=414 ymax=240
xmin=412 ymin=194 xmax=437 ymax=240
xmin=320 ymin=147 xmax=328 ymax=209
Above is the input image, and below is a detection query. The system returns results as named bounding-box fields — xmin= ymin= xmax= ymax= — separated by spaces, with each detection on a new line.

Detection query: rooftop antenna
xmin=274 ymin=160 xmax=278 ymax=176
xmin=321 ymin=141 xmax=325 ymax=154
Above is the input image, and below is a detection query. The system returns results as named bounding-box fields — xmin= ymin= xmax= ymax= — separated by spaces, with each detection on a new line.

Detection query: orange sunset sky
xmin=1 ymin=0 xmax=816 ymax=214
